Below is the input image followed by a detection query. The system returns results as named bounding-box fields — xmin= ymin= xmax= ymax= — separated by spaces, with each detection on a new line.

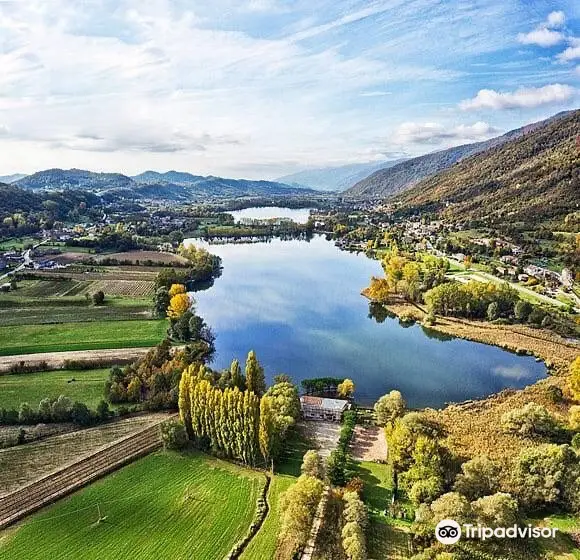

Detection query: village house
xmin=300 ymin=396 xmax=350 ymax=422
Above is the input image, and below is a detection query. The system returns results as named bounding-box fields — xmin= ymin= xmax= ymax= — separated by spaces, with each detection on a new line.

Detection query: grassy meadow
xmin=0 ymin=319 xmax=167 ymax=355
xmin=0 ymin=368 xmax=110 ymax=410
xmin=0 ymin=451 xmax=265 ymax=560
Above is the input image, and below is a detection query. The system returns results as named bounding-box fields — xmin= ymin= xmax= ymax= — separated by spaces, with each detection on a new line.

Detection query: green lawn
xmin=0 ymin=319 xmax=167 ymax=355
xmin=0 ymin=451 xmax=264 ymax=560
xmin=0 ymin=237 xmax=37 ymax=250
xmin=0 ymin=368 xmax=110 ymax=410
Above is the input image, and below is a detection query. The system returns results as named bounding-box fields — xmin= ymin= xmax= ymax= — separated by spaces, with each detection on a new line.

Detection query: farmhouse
xmin=300 ymin=396 xmax=350 ymax=422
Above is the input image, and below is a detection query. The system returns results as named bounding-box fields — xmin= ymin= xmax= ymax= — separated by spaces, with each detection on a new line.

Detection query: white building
xmin=300 ymin=396 xmax=350 ymax=422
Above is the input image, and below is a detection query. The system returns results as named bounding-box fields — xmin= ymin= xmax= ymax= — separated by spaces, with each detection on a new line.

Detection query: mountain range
xmin=12 ymin=169 xmax=316 ymax=202
xmin=393 ymin=109 xmax=579 ymax=227
xmin=343 ymin=111 xmax=574 ymax=199
xmin=276 ymin=159 xmax=405 ymax=192
xmin=0 ymin=174 xmax=27 ymax=184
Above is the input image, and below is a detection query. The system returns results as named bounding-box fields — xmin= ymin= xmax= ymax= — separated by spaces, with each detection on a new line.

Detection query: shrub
xmin=453 ymin=455 xmax=500 ymax=500
xmin=512 ymin=443 xmax=580 ymax=511
xmin=501 ymin=402 xmax=560 ymax=439
xmin=569 ymin=406 xmax=580 ymax=431
xmin=92 ymin=290 xmax=105 ymax=305
xmin=301 ymin=450 xmax=324 ymax=480
xmin=471 ymin=493 xmax=519 ymax=528
xmin=159 ymin=419 xmax=188 ymax=450
xmin=430 ymin=492 xmax=472 ymax=525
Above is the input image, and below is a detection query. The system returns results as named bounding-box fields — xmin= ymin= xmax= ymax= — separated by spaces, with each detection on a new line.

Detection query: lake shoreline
xmin=363 ymin=294 xmax=577 ymax=377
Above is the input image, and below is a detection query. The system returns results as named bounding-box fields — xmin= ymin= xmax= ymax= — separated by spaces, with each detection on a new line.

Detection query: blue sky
xmin=0 ymin=0 xmax=578 ymax=179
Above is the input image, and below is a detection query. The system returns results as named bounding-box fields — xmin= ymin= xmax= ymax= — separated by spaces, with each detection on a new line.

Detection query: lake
xmin=187 ymin=235 xmax=545 ymax=407
xmin=227 ymin=206 xmax=312 ymax=224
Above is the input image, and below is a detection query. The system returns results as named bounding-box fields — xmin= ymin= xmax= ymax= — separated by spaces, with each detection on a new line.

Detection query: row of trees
xmin=178 ymin=352 xmax=300 ymax=466
xmin=342 ymin=491 xmax=368 ymax=560
xmin=1 ymin=395 xmax=112 ymax=427
xmin=423 ymin=280 xmax=519 ymax=320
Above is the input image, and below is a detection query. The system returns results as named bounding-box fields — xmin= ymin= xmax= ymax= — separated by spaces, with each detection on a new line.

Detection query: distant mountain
xmin=13 ymin=168 xmax=316 ymax=202
xmin=344 ymin=111 xmax=573 ymax=199
xmin=0 ymin=173 xmax=27 ymax=184
xmin=394 ymin=109 xmax=580 ymax=226
xmin=16 ymin=169 xmax=133 ymax=191
xmin=277 ymin=159 xmax=406 ymax=192
xmin=132 ymin=170 xmax=206 ymax=185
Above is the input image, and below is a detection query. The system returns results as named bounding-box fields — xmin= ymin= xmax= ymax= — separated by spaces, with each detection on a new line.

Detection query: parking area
xmin=299 ymin=421 xmax=341 ymax=458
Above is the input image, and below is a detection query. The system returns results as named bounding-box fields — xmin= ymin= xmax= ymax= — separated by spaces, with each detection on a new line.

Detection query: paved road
xmin=451 ymin=269 xmax=579 ymax=312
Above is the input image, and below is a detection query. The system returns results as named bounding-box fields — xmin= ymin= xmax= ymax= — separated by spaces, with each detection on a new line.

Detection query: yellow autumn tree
xmin=338 ymin=378 xmax=355 ymax=398
xmin=169 ymin=283 xmax=187 ymax=297
xmin=167 ymin=293 xmax=191 ymax=319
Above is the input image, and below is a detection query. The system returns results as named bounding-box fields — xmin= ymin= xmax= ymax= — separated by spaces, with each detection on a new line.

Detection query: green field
xmin=0 ymin=451 xmax=264 ymax=560
xmin=240 ymin=427 xmax=311 ymax=559
xmin=0 ymin=368 xmax=110 ymax=410
xmin=241 ymin=474 xmax=295 ymax=560
xmin=0 ymin=298 xmax=152 ymax=327
xmin=0 ymin=319 xmax=167 ymax=355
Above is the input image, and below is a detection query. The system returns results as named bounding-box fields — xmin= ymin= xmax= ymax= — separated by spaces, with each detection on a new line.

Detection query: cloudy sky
xmin=0 ymin=0 xmax=578 ymax=179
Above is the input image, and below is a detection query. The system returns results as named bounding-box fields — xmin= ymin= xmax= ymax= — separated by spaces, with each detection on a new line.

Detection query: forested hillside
xmin=345 ymin=111 xmax=572 ymax=199
xmin=395 ymin=109 xmax=579 ymax=228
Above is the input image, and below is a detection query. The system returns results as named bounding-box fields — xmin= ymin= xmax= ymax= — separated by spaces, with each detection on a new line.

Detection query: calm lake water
xmin=188 ymin=235 xmax=545 ymax=407
xmin=227 ymin=206 xmax=312 ymax=224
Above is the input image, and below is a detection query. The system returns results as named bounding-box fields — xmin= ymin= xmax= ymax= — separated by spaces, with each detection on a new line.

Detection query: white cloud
xmin=517 ymin=27 xmax=565 ymax=47
xmin=517 ymin=10 xmax=567 ymax=47
xmin=359 ymin=91 xmax=393 ymax=97
xmin=459 ymin=84 xmax=576 ymax=110
xmin=557 ymin=44 xmax=580 ymax=62
xmin=394 ymin=121 xmax=500 ymax=145
xmin=546 ymin=11 xmax=565 ymax=28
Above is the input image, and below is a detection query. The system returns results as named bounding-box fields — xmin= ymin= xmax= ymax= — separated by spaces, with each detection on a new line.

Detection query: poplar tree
xmin=230 ymin=358 xmax=245 ymax=390
xmin=259 ymin=396 xmax=277 ymax=464
xmin=245 ymin=350 xmax=266 ymax=397
xmin=178 ymin=368 xmax=193 ymax=439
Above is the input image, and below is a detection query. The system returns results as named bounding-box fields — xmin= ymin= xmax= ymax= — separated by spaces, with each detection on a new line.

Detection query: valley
xmin=0 ymin=107 xmax=578 ymax=560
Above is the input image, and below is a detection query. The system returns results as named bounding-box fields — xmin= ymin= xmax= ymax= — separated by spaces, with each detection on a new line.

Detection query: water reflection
xmin=188 ymin=235 xmax=545 ymax=407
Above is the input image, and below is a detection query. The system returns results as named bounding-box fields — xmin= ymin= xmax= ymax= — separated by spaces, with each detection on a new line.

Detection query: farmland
xmin=241 ymin=475 xmax=295 ymax=560
xmin=240 ymin=427 xmax=313 ymax=559
xmin=0 ymin=451 xmax=264 ymax=560
xmin=0 ymin=368 xmax=110 ymax=410
xmin=0 ymin=414 xmax=170 ymax=495
xmin=0 ymin=320 xmax=167 ymax=355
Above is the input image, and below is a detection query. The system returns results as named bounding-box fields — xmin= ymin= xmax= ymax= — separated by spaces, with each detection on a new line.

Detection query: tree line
xmin=178 ymin=351 xmax=300 ymax=466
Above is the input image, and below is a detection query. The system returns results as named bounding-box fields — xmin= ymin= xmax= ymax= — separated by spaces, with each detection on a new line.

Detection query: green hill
xmin=394 ymin=109 xmax=579 ymax=228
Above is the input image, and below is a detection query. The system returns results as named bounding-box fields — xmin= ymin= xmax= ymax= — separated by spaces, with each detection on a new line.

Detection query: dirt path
xmin=0 ymin=347 xmax=155 ymax=372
